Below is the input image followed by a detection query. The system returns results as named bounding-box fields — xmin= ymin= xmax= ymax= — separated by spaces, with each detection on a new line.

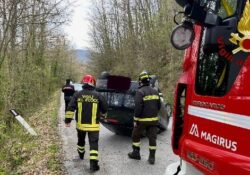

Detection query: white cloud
xmin=64 ymin=0 xmax=92 ymax=49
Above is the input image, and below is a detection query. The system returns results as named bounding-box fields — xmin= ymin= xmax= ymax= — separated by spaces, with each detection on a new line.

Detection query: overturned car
xmin=96 ymin=74 xmax=171 ymax=136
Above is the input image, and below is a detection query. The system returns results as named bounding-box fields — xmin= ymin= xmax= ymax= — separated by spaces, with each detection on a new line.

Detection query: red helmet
xmin=81 ymin=74 xmax=96 ymax=87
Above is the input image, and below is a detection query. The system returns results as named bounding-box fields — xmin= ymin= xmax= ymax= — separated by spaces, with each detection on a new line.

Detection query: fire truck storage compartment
xmin=173 ymin=83 xmax=187 ymax=150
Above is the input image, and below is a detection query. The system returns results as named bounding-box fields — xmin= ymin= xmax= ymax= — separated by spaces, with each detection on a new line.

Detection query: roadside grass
xmin=0 ymin=90 xmax=63 ymax=175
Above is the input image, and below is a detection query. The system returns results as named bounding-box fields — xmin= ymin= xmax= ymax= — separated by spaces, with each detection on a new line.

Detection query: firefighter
xmin=128 ymin=71 xmax=161 ymax=165
xmin=62 ymin=79 xmax=75 ymax=112
xmin=65 ymin=74 xmax=108 ymax=172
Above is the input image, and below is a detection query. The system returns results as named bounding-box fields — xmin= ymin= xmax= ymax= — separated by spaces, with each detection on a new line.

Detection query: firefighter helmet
xmin=81 ymin=74 xmax=96 ymax=87
xmin=138 ymin=71 xmax=151 ymax=85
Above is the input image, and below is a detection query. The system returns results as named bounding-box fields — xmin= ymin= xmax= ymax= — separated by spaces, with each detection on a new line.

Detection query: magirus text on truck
xmin=166 ymin=0 xmax=250 ymax=175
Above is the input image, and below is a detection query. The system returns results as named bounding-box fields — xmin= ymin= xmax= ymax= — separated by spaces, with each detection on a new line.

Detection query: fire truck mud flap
xmin=165 ymin=160 xmax=204 ymax=175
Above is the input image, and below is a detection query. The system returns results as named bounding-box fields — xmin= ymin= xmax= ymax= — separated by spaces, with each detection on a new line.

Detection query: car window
xmin=98 ymin=79 xmax=138 ymax=109
xmin=73 ymin=83 xmax=82 ymax=91
xmin=124 ymin=94 xmax=135 ymax=108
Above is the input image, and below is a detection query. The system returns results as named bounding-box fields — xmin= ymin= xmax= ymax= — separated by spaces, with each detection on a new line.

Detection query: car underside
xmin=96 ymin=74 xmax=171 ymax=136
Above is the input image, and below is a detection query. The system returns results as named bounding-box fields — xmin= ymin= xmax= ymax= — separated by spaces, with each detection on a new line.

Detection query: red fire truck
xmin=166 ymin=0 xmax=250 ymax=174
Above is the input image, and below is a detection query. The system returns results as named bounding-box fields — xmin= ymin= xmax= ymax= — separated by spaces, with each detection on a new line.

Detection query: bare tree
xmin=88 ymin=0 xmax=183 ymax=100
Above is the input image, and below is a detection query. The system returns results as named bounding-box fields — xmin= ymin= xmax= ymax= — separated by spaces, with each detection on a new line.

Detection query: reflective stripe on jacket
xmin=65 ymin=87 xmax=108 ymax=131
xmin=134 ymin=85 xmax=161 ymax=122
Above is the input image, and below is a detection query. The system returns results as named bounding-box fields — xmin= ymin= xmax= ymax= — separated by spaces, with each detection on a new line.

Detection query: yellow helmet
xmin=138 ymin=71 xmax=150 ymax=85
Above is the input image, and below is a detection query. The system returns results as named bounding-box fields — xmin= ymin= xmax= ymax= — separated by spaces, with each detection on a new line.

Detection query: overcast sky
xmin=64 ymin=0 xmax=92 ymax=49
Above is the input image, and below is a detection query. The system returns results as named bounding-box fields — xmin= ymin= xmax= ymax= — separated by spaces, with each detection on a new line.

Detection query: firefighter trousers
xmin=64 ymin=99 xmax=71 ymax=112
xmin=77 ymin=129 xmax=99 ymax=161
xmin=132 ymin=122 xmax=157 ymax=150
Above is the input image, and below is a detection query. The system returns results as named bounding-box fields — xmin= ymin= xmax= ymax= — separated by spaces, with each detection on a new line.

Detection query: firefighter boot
xmin=90 ymin=160 xmax=100 ymax=172
xmin=128 ymin=146 xmax=141 ymax=160
xmin=77 ymin=150 xmax=85 ymax=160
xmin=148 ymin=150 xmax=155 ymax=165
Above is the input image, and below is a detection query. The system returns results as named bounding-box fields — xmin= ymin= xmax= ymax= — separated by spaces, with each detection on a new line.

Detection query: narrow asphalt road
xmin=58 ymin=93 xmax=178 ymax=175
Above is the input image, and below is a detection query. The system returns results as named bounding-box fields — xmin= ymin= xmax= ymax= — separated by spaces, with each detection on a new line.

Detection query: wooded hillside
xmin=0 ymin=0 xmax=82 ymax=173
xmin=87 ymin=0 xmax=183 ymax=102
xmin=0 ymin=0 xmax=82 ymax=117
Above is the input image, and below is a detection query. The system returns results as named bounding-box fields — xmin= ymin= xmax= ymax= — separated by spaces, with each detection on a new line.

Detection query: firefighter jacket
xmin=65 ymin=86 xmax=108 ymax=131
xmin=134 ymin=85 xmax=161 ymax=123
xmin=62 ymin=84 xmax=75 ymax=101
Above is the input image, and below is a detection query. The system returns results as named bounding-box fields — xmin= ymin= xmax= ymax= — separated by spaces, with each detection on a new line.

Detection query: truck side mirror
xmin=184 ymin=2 xmax=206 ymax=23
xmin=182 ymin=1 xmax=221 ymax=26
xmin=204 ymin=12 xmax=221 ymax=26
xmin=171 ymin=21 xmax=195 ymax=50
xmin=175 ymin=0 xmax=192 ymax=7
